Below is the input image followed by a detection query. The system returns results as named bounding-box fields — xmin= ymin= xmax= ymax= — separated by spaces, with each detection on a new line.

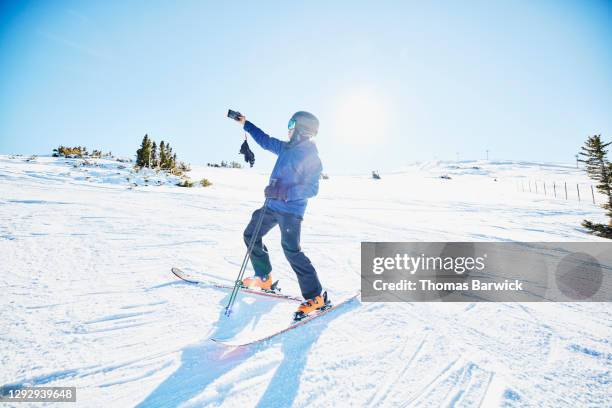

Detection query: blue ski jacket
xmin=244 ymin=120 xmax=322 ymax=218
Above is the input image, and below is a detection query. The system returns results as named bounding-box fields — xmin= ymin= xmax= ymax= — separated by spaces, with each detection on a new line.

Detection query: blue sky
xmin=0 ymin=0 xmax=611 ymax=173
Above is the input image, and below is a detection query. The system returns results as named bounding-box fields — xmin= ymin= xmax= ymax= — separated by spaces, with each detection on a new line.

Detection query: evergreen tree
xmin=579 ymin=134 xmax=612 ymax=238
xmin=151 ymin=141 xmax=158 ymax=168
xmin=134 ymin=137 xmax=181 ymax=172
xmin=136 ymin=134 xmax=152 ymax=167
xmin=136 ymin=143 xmax=142 ymax=166
xmin=159 ymin=140 xmax=166 ymax=169
xmin=164 ymin=143 xmax=172 ymax=169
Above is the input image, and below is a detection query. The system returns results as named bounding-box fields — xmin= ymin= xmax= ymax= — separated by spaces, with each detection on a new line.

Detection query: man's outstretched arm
xmin=243 ymin=121 xmax=284 ymax=155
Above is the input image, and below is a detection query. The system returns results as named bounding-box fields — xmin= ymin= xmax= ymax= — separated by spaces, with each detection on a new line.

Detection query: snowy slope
xmin=1 ymin=154 xmax=610 ymax=407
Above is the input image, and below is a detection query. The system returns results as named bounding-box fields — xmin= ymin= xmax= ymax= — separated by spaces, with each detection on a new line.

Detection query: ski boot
xmin=241 ymin=274 xmax=280 ymax=293
xmin=293 ymin=291 xmax=330 ymax=321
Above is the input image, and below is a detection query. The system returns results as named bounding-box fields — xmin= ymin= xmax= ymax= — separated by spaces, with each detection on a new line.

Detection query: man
xmin=236 ymin=111 xmax=325 ymax=319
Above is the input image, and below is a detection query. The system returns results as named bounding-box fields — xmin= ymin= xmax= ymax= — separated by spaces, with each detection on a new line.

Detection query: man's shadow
xmin=137 ymin=292 xmax=359 ymax=408
xmin=136 ymin=292 xmax=276 ymax=407
xmin=254 ymin=300 xmax=358 ymax=408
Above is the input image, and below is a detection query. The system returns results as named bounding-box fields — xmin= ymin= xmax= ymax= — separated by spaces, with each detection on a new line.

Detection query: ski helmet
xmin=289 ymin=111 xmax=319 ymax=141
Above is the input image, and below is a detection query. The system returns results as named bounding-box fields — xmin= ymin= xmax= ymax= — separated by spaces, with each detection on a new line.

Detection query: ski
xmin=170 ymin=267 xmax=303 ymax=302
xmin=211 ymin=291 xmax=360 ymax=347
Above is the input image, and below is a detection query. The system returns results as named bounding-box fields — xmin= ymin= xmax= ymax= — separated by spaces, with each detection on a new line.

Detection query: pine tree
xmin=579 ymin=134 xmax=612 ymax=238
xmin=151 ymin=141 xmax=158 ymax=168
xmin=136 ymin=134 xmax=152 ymax=167
xmin=165 ymin=143 xmax=172 ymax=169
xmin=159 ymin=141 xmax=166 ymax=169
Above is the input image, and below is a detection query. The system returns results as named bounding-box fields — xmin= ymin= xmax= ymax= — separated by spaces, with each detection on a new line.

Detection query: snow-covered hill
xmin=1 ymin=154 xmax=610 ymax=407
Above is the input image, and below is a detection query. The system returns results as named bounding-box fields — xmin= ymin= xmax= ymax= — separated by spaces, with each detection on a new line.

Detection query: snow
xmin=1 ymin=154 xmax=610 ymax=407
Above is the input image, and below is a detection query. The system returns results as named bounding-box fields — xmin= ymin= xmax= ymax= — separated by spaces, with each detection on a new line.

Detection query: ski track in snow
xmin=0 ymin=155 xmax=611 ymax=407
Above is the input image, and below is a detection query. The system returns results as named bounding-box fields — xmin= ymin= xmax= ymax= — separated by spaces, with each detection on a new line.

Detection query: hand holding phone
xmin=227 ymin=109 xmax=245 ymax=124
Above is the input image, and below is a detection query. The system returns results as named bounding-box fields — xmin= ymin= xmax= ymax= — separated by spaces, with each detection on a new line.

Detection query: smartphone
xmin=227 ymin=109 xmax=242 ymax=121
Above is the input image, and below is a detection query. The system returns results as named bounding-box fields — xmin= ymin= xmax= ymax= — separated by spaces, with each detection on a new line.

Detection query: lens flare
xmin=332 ymin=89 xmax=391 ymax=147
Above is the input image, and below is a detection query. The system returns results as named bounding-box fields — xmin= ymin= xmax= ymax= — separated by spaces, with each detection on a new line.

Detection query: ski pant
xmin=243 ymin=206 xmax=322 ymax=300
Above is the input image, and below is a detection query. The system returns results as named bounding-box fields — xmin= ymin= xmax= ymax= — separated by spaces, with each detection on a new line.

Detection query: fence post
xmin=544 ymin=182 xmax=547 ymax=196
xmin=565 ymin=182 xmax=568 ymax=200
xmin=577 ymin=184 xmax=581 ymax=202
xmin=529 ymin=180 xmax=532 ymax=192
xmin=591 ymin=185 xmax=595 ymax=204
xmin=535 ymin=181 xmax=538 ymax=194
xmin=553 ymin=182 xmax=556 ymax=198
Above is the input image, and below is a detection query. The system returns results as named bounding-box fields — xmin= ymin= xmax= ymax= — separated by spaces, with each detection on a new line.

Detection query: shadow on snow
xmin=137 ymin=293 xmax=358 ymax=407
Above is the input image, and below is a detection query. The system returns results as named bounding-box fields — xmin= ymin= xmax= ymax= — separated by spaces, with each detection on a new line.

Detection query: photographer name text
xmin=372 ymin=279 xmax=523 ymax=292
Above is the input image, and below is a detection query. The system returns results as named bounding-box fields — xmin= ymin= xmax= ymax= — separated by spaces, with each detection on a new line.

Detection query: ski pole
xmin=224 ymin=196 xmax=271 ymax=317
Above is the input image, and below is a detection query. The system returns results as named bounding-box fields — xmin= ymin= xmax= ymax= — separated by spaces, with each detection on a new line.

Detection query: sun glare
xmin=332 ymin=90 xmax=390 ymax=147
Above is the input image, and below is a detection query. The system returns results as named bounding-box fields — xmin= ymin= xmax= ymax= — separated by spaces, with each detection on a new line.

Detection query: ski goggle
xmin=288 ymin=118 xmax=296 ymax=130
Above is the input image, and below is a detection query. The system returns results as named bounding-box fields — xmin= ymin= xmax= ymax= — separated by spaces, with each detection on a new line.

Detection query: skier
xmin=235 ymin=111 xmax=326 ymax=319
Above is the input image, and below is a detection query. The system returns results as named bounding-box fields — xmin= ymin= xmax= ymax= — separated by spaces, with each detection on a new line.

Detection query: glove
xmin=239 ymin=140 xmax=255 ymax=167
xmin=264 ymin=184 xmax=288 ymax=201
